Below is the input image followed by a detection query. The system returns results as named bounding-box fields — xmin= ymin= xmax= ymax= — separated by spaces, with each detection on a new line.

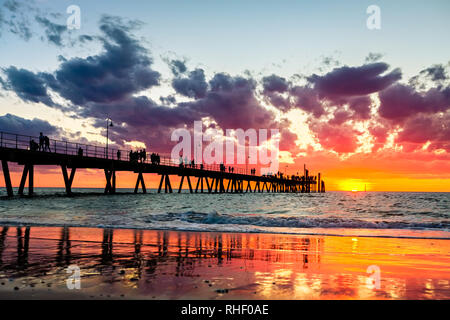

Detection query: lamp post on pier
xmin=105 ymin=118 xmax=113 ymax=159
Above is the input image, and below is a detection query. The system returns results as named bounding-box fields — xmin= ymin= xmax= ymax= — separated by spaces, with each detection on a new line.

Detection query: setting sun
xmin=338 ymin=179 xmax=368 ymax=192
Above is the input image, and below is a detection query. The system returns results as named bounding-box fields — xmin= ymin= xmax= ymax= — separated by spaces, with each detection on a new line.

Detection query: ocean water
xmin=0 ymin=188 xmax=449 ymax=239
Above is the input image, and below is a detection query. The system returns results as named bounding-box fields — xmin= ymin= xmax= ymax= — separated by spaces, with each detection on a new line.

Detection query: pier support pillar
xmin=104 ymin=169 xmax=117 ymax=194
xmin=178 ymin=175 xmax=185 ymax=193
xmin=226 ymin=179 xmax=231 ymax=192
xmin=213 ymin=177 xmax=220 ymax=193
xmin=28 ymin=164 xmax=33 ymax=196
xmin=61 ymin=165 xmax=76 ymax=195
xmin=158 ymin=175 xmax=164 ymax=193
xmin=18 ymin=165 xmax=28 ymax=195
xmin=179 ymin=175 xmax=193 ymax=193
xmin=186 ymin=176 xmax=193 ymax=193
xmin=195 ymin=177 xmax=202 ymax=193
xmin=1 ymin=160 xmax=13 ymax=197
xmin=245 ymin=181 xmax=251 ymax=193
xmin=206 ymin=177 xmax=213 ymax=193
xmin=18 ymin=164 xmax=34 ymax=196
xmin=134 ymin=172 xmax=146 ymax=194
xmin=164 ymin=175 xmax=173 ymax=193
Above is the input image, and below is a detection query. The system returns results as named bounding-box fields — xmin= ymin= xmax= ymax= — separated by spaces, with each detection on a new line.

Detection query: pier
xmin=0 ymin=131 xmax=325 ymax=197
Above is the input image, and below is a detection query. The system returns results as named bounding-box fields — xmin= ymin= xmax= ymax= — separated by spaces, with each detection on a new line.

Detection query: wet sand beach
xmin=0 ymin=225 xmax=449 ymax=299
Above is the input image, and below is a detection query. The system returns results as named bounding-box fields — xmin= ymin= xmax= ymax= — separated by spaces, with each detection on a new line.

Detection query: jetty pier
xmin=0 ymin=131 xmax=325 ymax=197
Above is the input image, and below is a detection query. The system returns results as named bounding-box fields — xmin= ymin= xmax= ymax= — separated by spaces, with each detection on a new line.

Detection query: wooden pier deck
xmin=0 ymin=131 xmax=325 ymax=197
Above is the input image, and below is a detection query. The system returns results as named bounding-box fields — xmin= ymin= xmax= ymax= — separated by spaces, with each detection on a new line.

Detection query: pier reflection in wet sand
xmin=0 ymin=225 xmax=449 ymax=299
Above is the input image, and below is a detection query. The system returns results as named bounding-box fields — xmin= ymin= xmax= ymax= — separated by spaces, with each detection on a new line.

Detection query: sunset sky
xmin=0 ymin=0 xmax=450 ymax=191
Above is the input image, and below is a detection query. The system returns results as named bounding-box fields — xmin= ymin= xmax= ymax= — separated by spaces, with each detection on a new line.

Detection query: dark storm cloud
xmin=81 ymin=96 xmax=204 ymax=152
xmin=9 ymin=15 xmax=160 ymax=107
xmin=47 ymin=16 xmax=159 ymax=105
xmin=378 ymin=84 xmax=450 ymax=122
xmin=0 ymin=113 xmax=59 ymax=137
xmin=289 ymin=86 xmax=325 ymax=117
xmin=2 ymin=66 xmax=56 ymax=106
xmin=262 ymin=74 xmax=289 ymax=93
xmin=326 ymin=95 xmax=372 ymax=121
xmin=260 ymin=74 xmax=291 ymax=111
xmin=309 ymin=62 xmax=401 ymax=97
xmin=172 ymin=68 xmax=208 ymax=99
xmin=183 ymin=73 xmax=278 ymax=130
xmin=168 ymin=59 xmax=188 ymax=76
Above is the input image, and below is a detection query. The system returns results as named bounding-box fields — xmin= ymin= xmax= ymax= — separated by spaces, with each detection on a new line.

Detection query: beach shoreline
xmin=0 ymin=224 xmax=449 ymax=300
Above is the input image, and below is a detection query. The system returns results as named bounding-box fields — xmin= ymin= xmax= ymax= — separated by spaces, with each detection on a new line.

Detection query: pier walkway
xmin=0 ymin=131 xmax=325 ymax=197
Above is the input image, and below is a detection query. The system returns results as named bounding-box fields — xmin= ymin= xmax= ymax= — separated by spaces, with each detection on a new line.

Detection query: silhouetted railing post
xmin=15 ymin=134 xmax=18 ymax=149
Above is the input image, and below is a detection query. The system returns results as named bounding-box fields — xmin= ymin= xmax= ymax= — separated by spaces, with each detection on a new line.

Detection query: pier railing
xmin=0 ymin=131 xmax=252 ymax=175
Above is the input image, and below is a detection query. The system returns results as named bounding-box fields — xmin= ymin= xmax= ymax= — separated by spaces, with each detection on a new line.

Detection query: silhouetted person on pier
xmin=129 ymin=150 xmax=139 ymax=162
xmin=117 ymin=150 xmax=121 ymax=160
xmin=30 ymin=139 xmax=38 ymax=151
xmin=129 ymin=150 xmax=133 ymax=162
xmin=78 ymin=147 xmax=83 ymax=157
xmin=191 ymin=159 xmax=195 ymax=168
xmin=150 ymin=152 xmax=160 ymax=165
xmin=140 ymin=149 xmax=146 ymax=163
xmin=43 ymin=136 xmax=51 ymax=152
xmin=150 ymin=153 xmax=155 ymax=164
xmin=39 ymin=132 xmax=44 ymax=151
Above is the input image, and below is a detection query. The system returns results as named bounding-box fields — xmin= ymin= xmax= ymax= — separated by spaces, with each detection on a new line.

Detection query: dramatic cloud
xmin=168 ymin=59 xmax=188 ymax=76
xmin=2 ymin=10 xmax=449 ymax=162
xmin=2 ymin=66 xmax=55 ymax=106
xmin=396 ymin=113 xmax=450 ymax=152
xmin=379 ymin=84 xmax=450 ymax=122
xmin=289 ymin=86 xmax=325 ymax=117
xmin=2 ymin=15 xmax=161 ymax=109
xmin=309 ymin=62 xmax=401 ymax=97
xmin=0 ymin=113 xmax=59 ymax=137
xmin=184 ymin=73 xmax=278 ymax=130
xmin=262 ymin=74 xmax=289 ymax=93
xmin=172 ymin=68 xmax=208 ymax=99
